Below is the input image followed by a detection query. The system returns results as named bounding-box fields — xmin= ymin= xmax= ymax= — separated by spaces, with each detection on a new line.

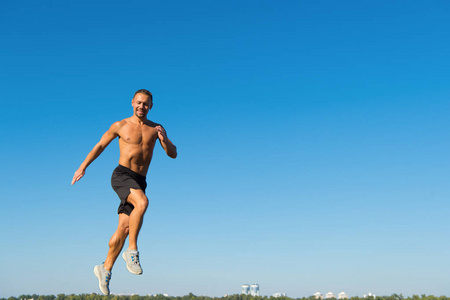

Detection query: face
xmin=132 ymin=93 xmax=152 ymax=118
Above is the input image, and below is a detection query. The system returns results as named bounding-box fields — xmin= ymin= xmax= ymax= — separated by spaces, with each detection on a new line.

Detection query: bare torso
xmin=71 ymin=91 xmax=176 ymax=188
xmin=116 ymin=118 xmax=160 ymax=176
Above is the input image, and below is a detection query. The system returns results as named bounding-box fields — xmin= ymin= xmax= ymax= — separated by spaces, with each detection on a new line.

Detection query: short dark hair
xmin=134 ymin=89 xmax=153 ymax=102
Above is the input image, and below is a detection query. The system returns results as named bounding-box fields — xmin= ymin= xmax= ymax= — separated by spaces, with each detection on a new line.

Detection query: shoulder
xmin=145 ymin=120 xmax=161 ymax=128
xmin=109 ymin=119 xmax=128 ymax=132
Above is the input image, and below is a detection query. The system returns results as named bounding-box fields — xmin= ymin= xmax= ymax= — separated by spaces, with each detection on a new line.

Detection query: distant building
xmin=273 ymin=293 xmax=287 ymax=298
xmin=250 ymin=284 xmax=260 ymax=296
xmin=314 ymin=292 xmax=323 ymax=300
xmin=338 ymin=292 xmax=348 ymax=300
xmin=326 ymin=292 xmax=336 ymax=299
xmin=242 ymin=284 xmax=250 ymax=295
xmin=364 ymin=293 xmax=375 ymax=298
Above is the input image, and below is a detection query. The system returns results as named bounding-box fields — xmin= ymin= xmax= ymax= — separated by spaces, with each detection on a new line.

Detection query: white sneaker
xmin=93 ymin=264 xmax=111 ymax=295
xmin=122 ymin=249 xmax=143 ymax=275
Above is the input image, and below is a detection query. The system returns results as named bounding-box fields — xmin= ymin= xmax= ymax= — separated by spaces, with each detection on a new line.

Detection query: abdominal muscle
xmin=118 ymin=139 xmax=156 ymax=176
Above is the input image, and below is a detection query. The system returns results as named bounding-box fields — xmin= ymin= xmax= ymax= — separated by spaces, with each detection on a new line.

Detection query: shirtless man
xmin=71 ymin=89 xmax=177 ymax=295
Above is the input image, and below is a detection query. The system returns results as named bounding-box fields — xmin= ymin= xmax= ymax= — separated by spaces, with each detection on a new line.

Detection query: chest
xmin=119 ymin=124 xmax=158 ymax=145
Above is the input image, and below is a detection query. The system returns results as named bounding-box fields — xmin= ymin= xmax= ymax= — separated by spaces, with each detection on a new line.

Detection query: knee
xmin=135 ymin=197 xmax=149 ymax=212
xmin=128 ymin=190 xmax=149 ymax=213
xmin=119 ymin=223 xmax=130 ymax=236
xmin=109 ymin=225 xmax=129 ymax=247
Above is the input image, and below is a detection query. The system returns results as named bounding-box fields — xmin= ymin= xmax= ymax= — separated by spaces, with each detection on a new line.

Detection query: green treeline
xmin=2 ymin=293 xmax=449 ymax=300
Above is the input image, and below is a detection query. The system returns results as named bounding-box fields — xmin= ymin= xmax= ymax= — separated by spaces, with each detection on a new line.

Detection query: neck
xmin=131 ymin=115 xmax=147 ymax=124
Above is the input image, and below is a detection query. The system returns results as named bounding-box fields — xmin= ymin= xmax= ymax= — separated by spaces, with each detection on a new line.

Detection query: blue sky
xmin=1 ymin=0 xmax=450 ymax=298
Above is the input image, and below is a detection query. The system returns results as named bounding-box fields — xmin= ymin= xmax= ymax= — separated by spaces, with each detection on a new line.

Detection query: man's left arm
xmin=156 ymin=125 xmax=177 ymax=159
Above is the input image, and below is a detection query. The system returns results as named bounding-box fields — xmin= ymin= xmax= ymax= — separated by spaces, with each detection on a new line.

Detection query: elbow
xmin=169 ymin=147 xmax=177 ymax=159
xmin=93 ymin=144 xmax=105 ymax=154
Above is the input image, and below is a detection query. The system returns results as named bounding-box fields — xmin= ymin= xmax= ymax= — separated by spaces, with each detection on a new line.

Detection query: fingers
xmin=155 ymin=126 xmax=167 ymax=140
xmin=71 ymin=175 xmax=78 ymax=185
xmin=71 ymin=171 xmax=84 ymax=185
xmin=155 ymin=125 xmax=165 ymax=132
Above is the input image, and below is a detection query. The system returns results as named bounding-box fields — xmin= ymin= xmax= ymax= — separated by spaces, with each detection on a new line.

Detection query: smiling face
xmin=132 ymin=92 xmax=153 ymax=119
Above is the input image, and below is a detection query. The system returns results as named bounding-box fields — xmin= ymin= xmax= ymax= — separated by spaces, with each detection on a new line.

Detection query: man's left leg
xmin=126 ymin=188 xmax=149 ymax=251
xmin=122 ymin=188 xmax=148 ymax=275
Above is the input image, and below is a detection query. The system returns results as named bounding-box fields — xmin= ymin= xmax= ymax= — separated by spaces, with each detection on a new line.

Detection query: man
xmin=71 ymin=89 xmax=177 ymax=295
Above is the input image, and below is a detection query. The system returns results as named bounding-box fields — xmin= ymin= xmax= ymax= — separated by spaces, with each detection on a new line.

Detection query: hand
xmin=155 ymin=125 xmax=167 ymax=141
xmin=72 ymin=168 xmax=85 ymax=185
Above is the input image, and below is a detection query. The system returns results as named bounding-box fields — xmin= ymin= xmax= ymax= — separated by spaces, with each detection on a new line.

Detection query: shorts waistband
xmin=116 ymin=164 xmax=146 ymax=179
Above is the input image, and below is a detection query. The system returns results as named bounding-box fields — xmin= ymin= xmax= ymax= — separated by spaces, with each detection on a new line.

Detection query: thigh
xmin=113 ymin=213 xmax=130 ymax=237
xmin=117 ymin=213 xmax=130 ymax=230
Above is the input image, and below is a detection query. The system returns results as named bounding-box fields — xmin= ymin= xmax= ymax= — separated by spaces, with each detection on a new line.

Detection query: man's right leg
xmin=94 ymin=213 xmax=129 ymax=295
xmin=104 ymin=213 xmax=130 ymax=271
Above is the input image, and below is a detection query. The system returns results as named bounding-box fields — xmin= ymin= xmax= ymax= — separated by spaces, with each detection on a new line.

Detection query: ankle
xmin=103 ymin=264 xmax=112 ymax=272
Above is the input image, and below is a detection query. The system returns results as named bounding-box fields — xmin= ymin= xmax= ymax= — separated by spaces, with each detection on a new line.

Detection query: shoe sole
xmin=93 ymin=266 xmax=110 ymax=295
xmin=122 ymin=252 xmax=143 ymax=275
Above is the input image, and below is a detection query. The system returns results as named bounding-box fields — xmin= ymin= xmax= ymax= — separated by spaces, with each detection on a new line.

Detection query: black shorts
xmin=111 ymin=165 xmax=147 ymax=215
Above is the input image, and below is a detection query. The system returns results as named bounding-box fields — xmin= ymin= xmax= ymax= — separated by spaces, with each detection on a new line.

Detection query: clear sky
xmin=1 ymin=0 xmax=449 ymax=298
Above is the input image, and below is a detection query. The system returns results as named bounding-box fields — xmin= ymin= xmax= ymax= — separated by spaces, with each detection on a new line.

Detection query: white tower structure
xmin=326 ymin=292 xmax=336 ymax=299
xmin=273 ymin=293 xmax=287 ymax=298
xmin=314 ymin=293 xmax=323 ymax=300
xmin=338 ymin=292 xmax=348 ymax=300
xmin=250 ymin=284 xmax=260 ymax=296
xmin=242 ymin=284 xmax=250 ymax=295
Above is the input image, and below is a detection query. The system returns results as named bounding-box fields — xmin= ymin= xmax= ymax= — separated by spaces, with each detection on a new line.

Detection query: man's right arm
xmin=71 ymin=122 xmax=121 ymax=185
